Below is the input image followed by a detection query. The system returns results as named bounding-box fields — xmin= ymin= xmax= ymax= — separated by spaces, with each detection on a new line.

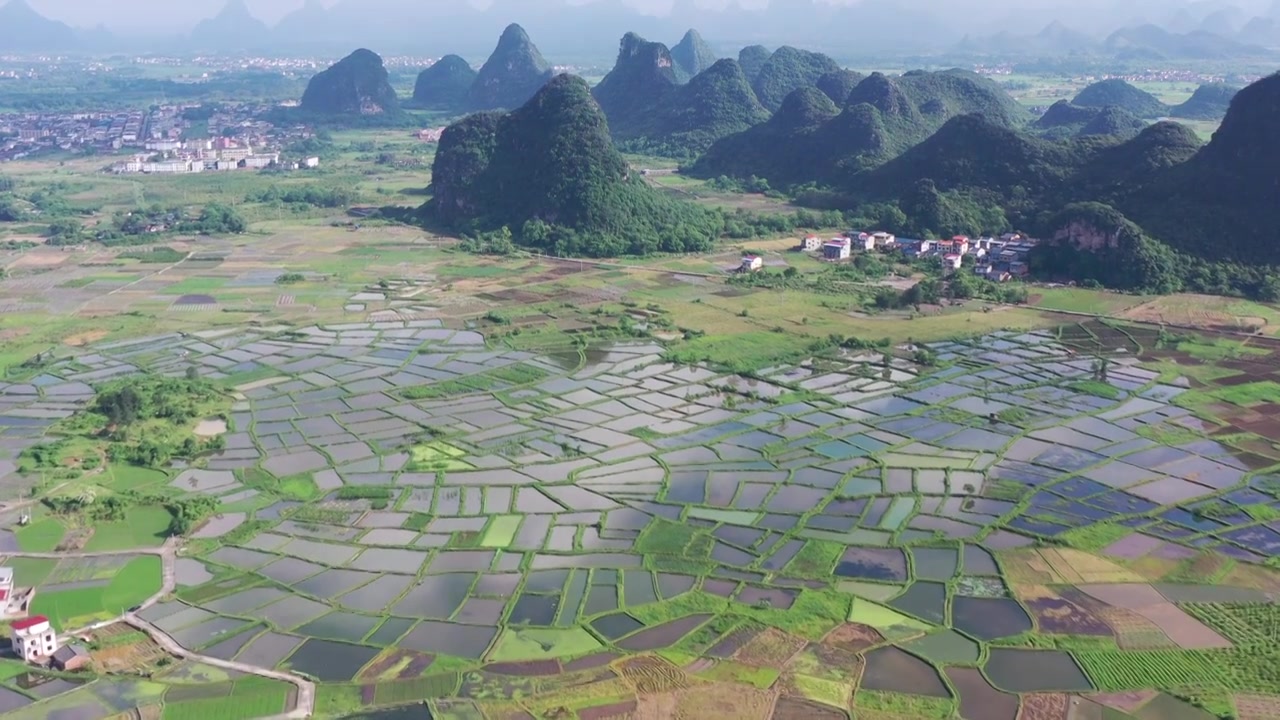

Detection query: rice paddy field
xmin=2 ymin=292 xmax=1280 ymax=719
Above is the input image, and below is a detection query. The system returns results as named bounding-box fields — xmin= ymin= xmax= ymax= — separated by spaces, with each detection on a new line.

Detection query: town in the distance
xmin=1 ymin=0 xmax=1280 ymax=719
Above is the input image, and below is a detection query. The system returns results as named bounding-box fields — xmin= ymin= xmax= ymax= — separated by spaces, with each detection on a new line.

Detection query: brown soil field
xmin=1121 ymin=295 xmax=1269 ymax=334
xmin=1087 ymin=690 xmax=1158 ymax=713
xmin=91 ymin=625 xmax=167 ymax=672
xmin=672 ymin=683 xmax=776 ymax=720
xmin=632 ymin=692 xmax=678 ymax=720
xmin=1234 ymin=693 xmax=1280 ymax=720
xmin=736 ymin=628 xmax=808 ymax=668
xmin=617 ymin=656 xmax=692 ymax=694
xmin=1223 ymin=563 xmax=1280 ymax=594
xmin=1019 ymin=693 xmax=1070 ymax=720
xmin=576 ymin=699 xmax=637 ymax=720
xmin=822 ymin=623 xmax=886 ymax=655
xmin=64 ymin=329 xmax=110 ymax=346
xmin=771 ymin=696 xmax=848 ymax=720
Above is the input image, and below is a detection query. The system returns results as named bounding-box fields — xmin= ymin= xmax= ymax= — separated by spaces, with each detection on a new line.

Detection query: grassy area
xmin=15 ymin=517 xmax=66 ymax=552
xmin=31 ymin=555 xmax=162 ymax=629
xmin=1068 ymin=380 xmax=1122 ymax=400
xmin=82 ymin=506 xmax=173 ymax=551
xmin=1212 ymin=381 xmax=1280 ymax=408
xmin=7 ymin=557 xmax=56 ymax=587
xmin=488 ymin=627 xmax=603 ymax=661
xmin=1032 ymin=287 xmax=1148 ymax=315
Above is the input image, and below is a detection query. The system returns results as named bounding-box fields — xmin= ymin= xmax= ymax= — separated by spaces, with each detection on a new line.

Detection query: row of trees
xmin=247 ymin=184 xmax=359 ymax=208
xmin=42 ymin=489 xmax=219 ymax=537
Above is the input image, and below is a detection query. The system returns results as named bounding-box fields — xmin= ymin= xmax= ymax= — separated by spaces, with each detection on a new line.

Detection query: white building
xmin=304 ymin=156 xmax=320 ymax=168
xmin=800 ymin=235 xmax=823 ymax=252
xmin=11 ymin=615 xmax=57 ymax=663
xmin=823 ymin=239 xmax=851 ymax=261
xmin=740 ymin=255 xmax=764 ymax=272
xmin=242 ymin=155 xmax=277 ymax=169
xmin=0 ymin=567 xmax=11 ymax=604
xmin=872 ymin=232 xmax=896 ymax=248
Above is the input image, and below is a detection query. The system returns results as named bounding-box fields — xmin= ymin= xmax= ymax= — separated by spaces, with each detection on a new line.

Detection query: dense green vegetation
xmin=247 ymin=184 xmax=359 ymax=208
xmin=299 ymin=48 xmax=401 ymax=116
xmin=750 ymin=46 xmax=842 ymax=111
xmin=23 ymin=376 xmax=229 ymax=476
xmin=592 ymin=32 xmax=681 ymax=138
xmin=737 ymin=45 xmax=771 ymax=83
xmin=593 ymin=32 xmax=768 ymax=157
xmin=816 ymin=68 xmax=867 ymax=105
xmin=691 ymin=69 xmax=1033 ymax=188
xmin=468 ymin=23 xmax=554 ymax=110
xmin=410 ymin=54 xmax=477 ymax=110
xmin=1070 ymin=78 xmax=1169 ymax=118
xmin=1121 ymin=73 xmax=1280 ymax=265
xmin=614 ymin=59 xmax=771 ymax=159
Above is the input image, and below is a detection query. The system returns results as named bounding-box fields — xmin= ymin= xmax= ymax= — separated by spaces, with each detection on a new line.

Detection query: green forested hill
xmin=737 ymin=45 xmax=771 ymax=84
xmin=468 ymin=23 xmax=555 ymax=110
xmin=692 ymin=69 xmax=1033 ymax=188
xmin=671 ymin=29 xmax=717 ymax=81
xmin=1171 ymin=83 xmax=1239 ymax=119
xmin=1071 ymin=79 xmax=1168 ymax=118
xmin=816 ymin=69 xmax=867 ymax=105
xmin=750 ymin=46 xmax=842 ymax=111
xmin=428 ymin=74 xmax=722 ymax=257
xmin=411 ymin=55 xmax=476 ymax=110
xmin=300 ymin=48 xmax=400 ymax=115
xmin=628 ymin=59 xmax=770 ymax=158
xmin=594 ymin=35 xmax=770 ymax=159
xmin=1119 ymin=73 xmax=1280 ymax=264
xmin=592 ymin=32 xmax=680 ymax=137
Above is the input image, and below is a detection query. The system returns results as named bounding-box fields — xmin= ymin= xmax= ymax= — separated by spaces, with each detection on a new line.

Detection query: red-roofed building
xmin=11 ymin=615 xmax=57 ymax=662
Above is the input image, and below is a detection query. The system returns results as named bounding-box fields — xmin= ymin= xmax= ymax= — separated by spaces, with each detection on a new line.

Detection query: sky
xmin=21 ymin=0 xmax=1276 ymax=36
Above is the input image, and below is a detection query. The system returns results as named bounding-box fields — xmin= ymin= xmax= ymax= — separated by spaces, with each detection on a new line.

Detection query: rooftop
xmin=11 ymin=615 xmax=49 ymax=632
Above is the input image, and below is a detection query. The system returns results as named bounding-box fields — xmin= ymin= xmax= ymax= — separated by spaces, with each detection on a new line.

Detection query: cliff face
xmin=592 ymin=32 xmax=679 ymax=136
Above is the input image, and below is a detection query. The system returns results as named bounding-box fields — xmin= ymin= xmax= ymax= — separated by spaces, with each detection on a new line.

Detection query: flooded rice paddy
xmin=6 ymin=321 xmax=1280 ymax=716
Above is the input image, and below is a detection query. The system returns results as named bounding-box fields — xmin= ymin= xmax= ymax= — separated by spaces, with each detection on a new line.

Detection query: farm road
xmin=6 ymin=539 xmax=317 ymax=717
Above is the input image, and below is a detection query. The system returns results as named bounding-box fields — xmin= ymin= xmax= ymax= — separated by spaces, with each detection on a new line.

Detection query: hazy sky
xmin=22 ymin=0 xmax=1276 ymax=34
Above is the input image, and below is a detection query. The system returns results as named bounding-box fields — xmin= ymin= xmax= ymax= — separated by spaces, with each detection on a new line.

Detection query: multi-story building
xmin=11 ymin=615 xmax=57 ymax=663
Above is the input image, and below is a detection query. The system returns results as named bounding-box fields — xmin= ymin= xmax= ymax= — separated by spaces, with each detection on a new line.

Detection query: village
xmin=0 ymin=101 xmax=318 ymax=171
xmin=738 ymin=230 xmax=1040 ymax=282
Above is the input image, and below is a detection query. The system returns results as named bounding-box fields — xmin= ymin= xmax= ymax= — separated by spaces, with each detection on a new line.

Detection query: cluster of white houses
xmin=781 ymin=231 xmax=1040 ymax=281
xmin=108 ymin=138 xmax=320 ymax=175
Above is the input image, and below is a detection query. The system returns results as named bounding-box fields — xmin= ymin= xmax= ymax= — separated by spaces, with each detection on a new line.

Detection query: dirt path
xmin=74 ymin=250 xmax=192 ymax=313
xmin=124 ymin=613 xmax=315 ymax=719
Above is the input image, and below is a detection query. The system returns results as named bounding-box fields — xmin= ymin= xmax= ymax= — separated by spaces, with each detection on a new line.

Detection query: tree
xmin=0 ymin=194 xmax=25 ymax=222
xmin=97 ymin=386 xmax=142 ymax=426
xmin=45 ymin=217 xmax=83 ymax=245
xmin=1093 ymin=356 xmax=1111 ymax=382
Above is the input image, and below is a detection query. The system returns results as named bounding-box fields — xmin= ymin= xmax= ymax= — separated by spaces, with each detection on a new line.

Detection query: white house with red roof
xmin=11 ymin=615 xmax=58 ymax=663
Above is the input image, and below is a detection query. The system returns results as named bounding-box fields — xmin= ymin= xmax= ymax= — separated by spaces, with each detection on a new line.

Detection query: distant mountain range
xmin=5 ymin=0 xmax=1278 ymax=60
